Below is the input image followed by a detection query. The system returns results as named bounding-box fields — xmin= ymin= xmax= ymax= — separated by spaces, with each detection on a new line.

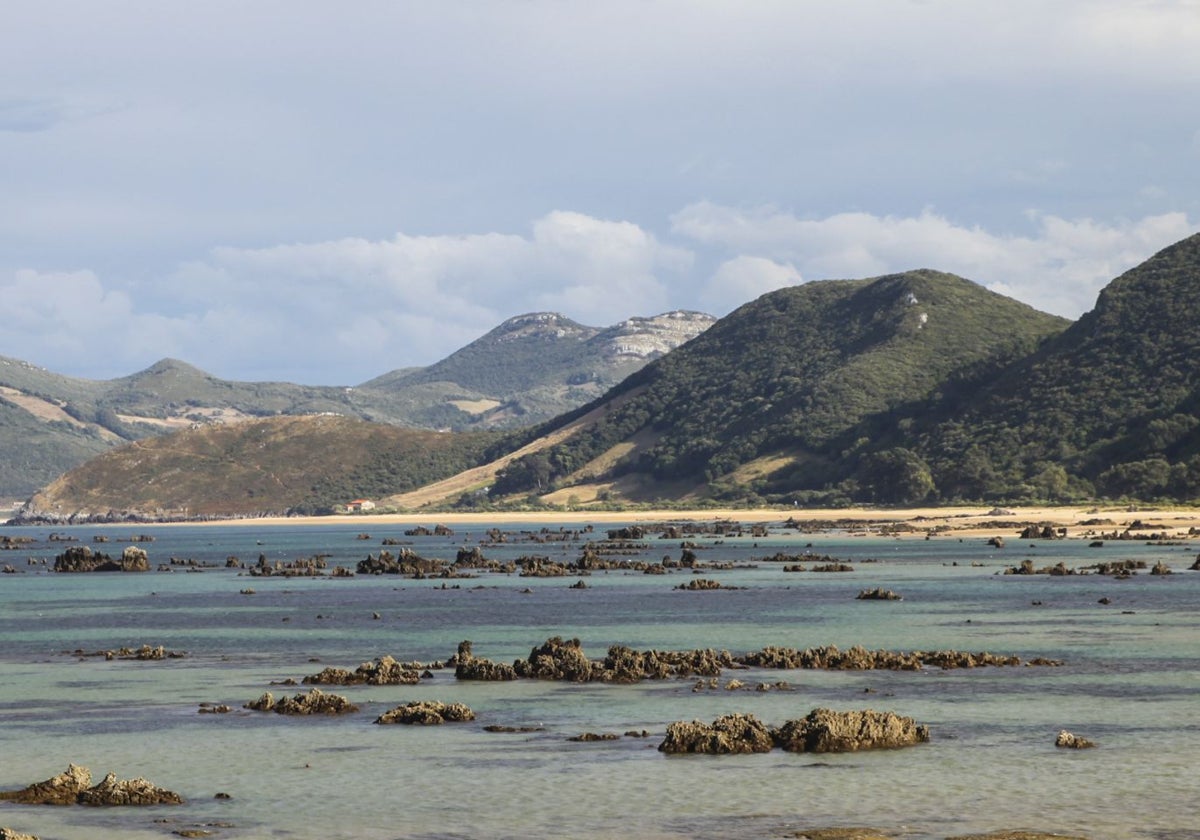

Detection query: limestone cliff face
xmin=597 ymin=311 xmax=715 ymax=360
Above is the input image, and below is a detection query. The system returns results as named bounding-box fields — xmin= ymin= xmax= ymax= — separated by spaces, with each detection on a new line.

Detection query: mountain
xmin=17 ymin=415 xmax=499 ymax=522
xmin=909 ymin=231 xmax=1200 ymax=502
xmin=482 ymin=270 xmax=1071 ymax=505
xmin=360 ymin=310 xmax=715 ymax=427
xmin=0 ymin=311 xmax=712 ymax=499
xmin=20 ymin=232 xmax=1200 ymax=518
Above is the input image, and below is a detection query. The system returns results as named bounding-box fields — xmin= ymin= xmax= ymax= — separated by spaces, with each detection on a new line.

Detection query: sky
xmin=3 ymin=0 xmax=1199 ymax=385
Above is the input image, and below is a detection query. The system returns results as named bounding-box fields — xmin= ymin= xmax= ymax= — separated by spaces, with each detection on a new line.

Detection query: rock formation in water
xmin=52 ymin=545 xmax=149 ymax=572
xmin=375 ymin=701 xmax=475 ymax=725
xmin=658 ymin=713 xmax=776 ymax=754
xmin=0 ymin=764 xmax=181 ymax=806
xmin=657 ymin=709 xmax=930 ymax=755
xmin=1054 ymin=730 xmax=1096 ymax=749
xmin=245 ymin=688 xmax=358 ymax=715
xmin=773 ymin=708 xmax=930 ymax=753
xmin=302 ymin=655 xmax=421 ymax=686
xmin=0 ymin=828 xmax=41 ymax=840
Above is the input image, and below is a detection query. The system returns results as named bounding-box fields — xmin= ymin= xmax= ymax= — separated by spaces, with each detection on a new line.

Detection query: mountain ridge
xmin=0 ymin=309 xmax=712 ymax=499
xmin=16 ymin=231 xmax=1200 ymax=519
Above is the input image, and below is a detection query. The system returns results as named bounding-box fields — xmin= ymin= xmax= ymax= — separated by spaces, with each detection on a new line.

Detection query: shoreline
xmin=142 ymin=504 xmax=1200 ymax=540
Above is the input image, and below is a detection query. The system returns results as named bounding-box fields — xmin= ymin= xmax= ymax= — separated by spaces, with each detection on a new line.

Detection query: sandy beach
xmin=210 ymin=504 xmax=1200 ymax=540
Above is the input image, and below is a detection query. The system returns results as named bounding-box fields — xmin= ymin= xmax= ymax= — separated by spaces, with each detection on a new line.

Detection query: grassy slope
xmin=25 ymin=415 xmax=498 ymax=518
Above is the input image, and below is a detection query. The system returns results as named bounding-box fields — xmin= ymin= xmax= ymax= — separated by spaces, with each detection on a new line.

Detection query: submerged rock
xmin=658 ymin=713 xmax=775 ymax=754
xmin=794 ymin=830 xmax=894 ymax=840
xmin=856 ymin=588 xmax=902 ymax=601
xmin=568 ymin=732 xmax=620 ymax=742
xmin=375 ymin=701 xmax=475 ymax=725
xmin=1055 ymin=730 xmax=1096 ymax=749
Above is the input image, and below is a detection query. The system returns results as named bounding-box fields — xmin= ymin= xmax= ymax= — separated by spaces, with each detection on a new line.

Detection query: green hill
xmin=17 ymin=232 xmax=1200 ymax=517
xmin=909 ymin=231 xmax=1200 ymax=502
xmin=489 ymin=270 xmax=1070 ymax=503
xmin=0 ymin=311 xmax=712 ymax=499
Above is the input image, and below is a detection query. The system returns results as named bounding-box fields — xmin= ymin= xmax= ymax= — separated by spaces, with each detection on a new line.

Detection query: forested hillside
xmin=489 ymin=270 xmax=1070 ymax=504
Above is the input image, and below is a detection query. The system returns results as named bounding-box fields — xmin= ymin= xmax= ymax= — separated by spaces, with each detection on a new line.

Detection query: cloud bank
xmin=4 ymin=208 xmax=1193 ymax=384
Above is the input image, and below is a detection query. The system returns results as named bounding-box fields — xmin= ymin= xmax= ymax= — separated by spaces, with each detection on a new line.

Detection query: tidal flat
xmin=1 ymin=516 xmax=1197 ymax=840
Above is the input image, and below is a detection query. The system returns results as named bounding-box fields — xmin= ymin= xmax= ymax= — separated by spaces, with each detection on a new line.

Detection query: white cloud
xmin=124 ymin=211 xmax=690 ymax=382
xmin=702 ymin=256 xmax=802 ymax=315
xmin=4 ymin=205 xmax=1196 ymax=385
xmin=0 ymin=269 xmax=189 ymax=376
xmin=673 ymin=203 xmax=1196 ymax=318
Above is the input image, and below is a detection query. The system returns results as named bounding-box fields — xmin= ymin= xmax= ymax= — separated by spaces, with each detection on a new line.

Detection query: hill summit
xmin=913 ymin=231 xmax=1200 ymax=502
xmin=487 ymin=270 xmax=1070 ymax=503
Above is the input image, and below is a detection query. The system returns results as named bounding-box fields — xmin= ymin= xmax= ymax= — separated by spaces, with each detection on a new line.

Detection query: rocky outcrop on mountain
xmin=598 ymin=311 xmax=716 ymax=360
xmin=53 ymin=545 xmax=148 ymax=572
xmin=658 ymin=713 xmax=776 ymax=755
xmin=375 ymin=701 xmax=475 ymax=725
xmin=245 ymin=688 xmax=358 ymax=715
xmin=0 ymin=764 xmax=181 ymax=806
xmin=773 ymin=708 xmax=930 ymax=753
xmin=302 ymin=655 xmax=421 ymax=686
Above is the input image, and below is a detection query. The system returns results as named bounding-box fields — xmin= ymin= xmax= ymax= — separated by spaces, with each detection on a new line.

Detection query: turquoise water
xmin=1 ymin=520 xmax=1198 ymax=839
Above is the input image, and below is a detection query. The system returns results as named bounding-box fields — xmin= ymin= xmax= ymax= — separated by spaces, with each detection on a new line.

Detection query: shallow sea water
xmin=1 ymin=520 xmax=1198 ymax=840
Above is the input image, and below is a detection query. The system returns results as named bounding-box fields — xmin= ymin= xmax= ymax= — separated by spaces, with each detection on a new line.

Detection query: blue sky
xmin=3 ymin=1 xmax=1198 ymax=384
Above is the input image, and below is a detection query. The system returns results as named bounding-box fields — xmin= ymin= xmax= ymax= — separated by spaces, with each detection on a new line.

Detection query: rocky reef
xmin=0 ymin=764 xmax=181 ymax=806
xmin=659 ymin=713 xmax=776 ymax=754
xmin=52 ymin=545 xmax=149 ymax=573
xmin=302 ymin=655 xmax=422 ymax=686
xmin=450 ymin=637 xmax=1058 ymax=684
xmin=375 ymin=701 xmax=475 ymax=725
xmin=452 ymin=637 xmax=735 ymax=683
xmin=659 ymin=709 xmax=929 ymax=755
xmin=0 ymin=828 xmax=40 ymax=840
xmin=1054 ymin=730 xmax=1096 ymax=749
xmin=773 ymin=708 xmax=930 ymax=753
xmin=245 ymin=688 xmax=358 ymax=715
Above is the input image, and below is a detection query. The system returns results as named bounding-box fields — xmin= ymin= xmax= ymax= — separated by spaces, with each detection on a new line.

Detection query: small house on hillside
xmin=346 ymin=499 xmax=375 ymax=512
